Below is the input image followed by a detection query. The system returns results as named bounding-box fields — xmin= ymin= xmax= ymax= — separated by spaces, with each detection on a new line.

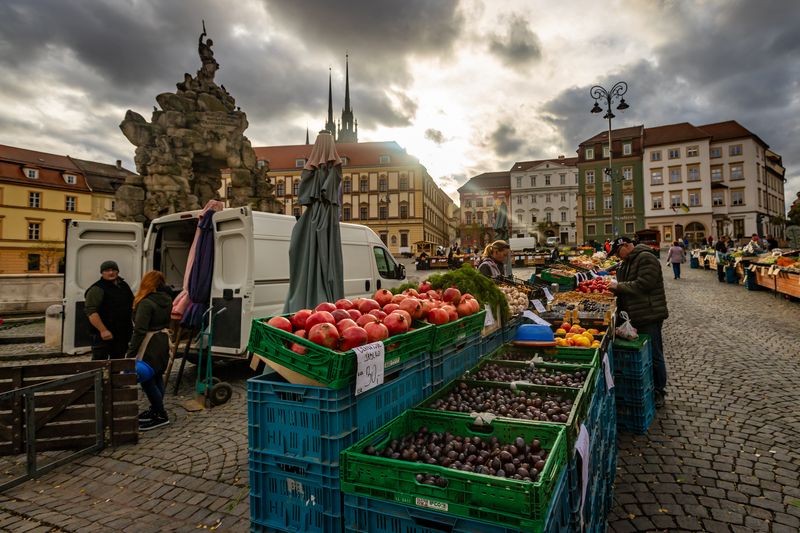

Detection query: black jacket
xmin=84 ymin=278 xmax=134 ymax=336
xmin=126 ymin=289 xmax=173 ymax=373
xmin=612 ymin=244 xmax=668 ymax=326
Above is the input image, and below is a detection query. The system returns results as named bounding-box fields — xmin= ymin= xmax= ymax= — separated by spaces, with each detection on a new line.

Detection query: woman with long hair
xmin=477 ymin=240 xmax=510 ymax=279
xmin=126 ymin=270 xmax=173 ymax=431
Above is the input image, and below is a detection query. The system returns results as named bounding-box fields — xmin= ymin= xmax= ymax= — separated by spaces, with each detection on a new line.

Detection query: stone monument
xmin=116 ymin=22 xmax=279 ymax=223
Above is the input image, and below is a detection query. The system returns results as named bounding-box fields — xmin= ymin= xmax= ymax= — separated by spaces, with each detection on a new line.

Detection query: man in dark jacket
xmin=608 ymin=237 xmax=669 ymax=407
xmin=84 ymin=261 xmax=134 ymax=360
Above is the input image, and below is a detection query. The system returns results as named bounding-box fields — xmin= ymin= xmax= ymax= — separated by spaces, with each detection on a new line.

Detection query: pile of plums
xmin=494 ymin=350 xmax=537 ymax=361
xmin=362 ymin=427 xmax=550 ymax=483
xmin=469 ymin=364 xmax=588 ymax=388
xmin=427 ymin=382 xmax=572 ymax=422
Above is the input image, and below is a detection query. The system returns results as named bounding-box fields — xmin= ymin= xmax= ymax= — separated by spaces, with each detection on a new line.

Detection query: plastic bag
xmin=615 ymin=311 xmax=638 ymax=340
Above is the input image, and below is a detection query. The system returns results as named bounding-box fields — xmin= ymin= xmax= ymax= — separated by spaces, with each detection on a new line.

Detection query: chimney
xmin=116 ymin=160 xmax=122 ymax=169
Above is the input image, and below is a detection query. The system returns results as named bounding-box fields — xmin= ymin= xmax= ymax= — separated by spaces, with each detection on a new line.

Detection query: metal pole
xmin=607 ymin=110 xmax=615 ymax=236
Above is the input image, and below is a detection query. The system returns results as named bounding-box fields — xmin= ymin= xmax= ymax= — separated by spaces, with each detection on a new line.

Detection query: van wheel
xmin=210 ymin=382 xmax=233 ymax=406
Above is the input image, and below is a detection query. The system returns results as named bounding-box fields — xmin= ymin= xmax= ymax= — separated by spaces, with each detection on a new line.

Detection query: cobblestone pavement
xmin=1 ymin=263 xmax=798 ymax=531
xmin=608 ymin=264 xmax=800 ymax=533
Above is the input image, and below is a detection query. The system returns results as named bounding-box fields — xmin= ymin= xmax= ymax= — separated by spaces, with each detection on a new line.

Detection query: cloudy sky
xmin=1 ymin=0 xmax=798 ymax=208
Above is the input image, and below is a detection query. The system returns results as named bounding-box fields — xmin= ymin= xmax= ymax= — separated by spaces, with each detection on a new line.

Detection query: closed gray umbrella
xmin=283 ymin=131 xmax=345 ymax=313
xmin=493 ymin=200 xmax=512 ymax=277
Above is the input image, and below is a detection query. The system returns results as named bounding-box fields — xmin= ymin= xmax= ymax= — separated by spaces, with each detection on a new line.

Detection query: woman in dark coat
xmin=127 ymin=270 xmax=173 ymax=431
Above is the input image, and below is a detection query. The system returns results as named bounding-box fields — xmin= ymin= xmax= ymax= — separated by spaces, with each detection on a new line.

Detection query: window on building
xmin=276 ymin=182 xmax=285 ymax=196
xmin=360 ymin=206 xmax=369 ymax=219
xmin=476 ymin=198 xmax=484 ymax=208
xmin=651 ymin=151 xmax=662 ymax=162
xmin=585 ymin=148 xmax=594 ymax=159
xmin=585 ymin=170 xmax=595 ymax=185
xmin=587 ymin=224 xmax=596 ymax=235
xmin=604 ymin=223 xmax=613 ymax=234
xmin=575 ymin=174 xmax=579 ymax=184
xmin=343 ymin=205 xmax=351 ymax=220
xmin=292 ymin=181 xmax=300 ymax=196
xmin=530 ymin=176 xmax=536 ymax=187
xmin=686 ymin=146 xmax=699 ymax=158
xmin=603 ymin=196 xmax=613 ymax=210
xmin=63 ymin=174 xmax=77 ymax=184
xmin=560 ymin=174 xmax=565 ymax=185
xmin=27 ymin=253 xmax=41 ymax=271
xmin=379 ymin=205 xmax=388 ymax=219
xmin=257 ymin=160 xmax=267 ymax=169
xmin=560 ymin=192 xmax=566 ymax=202
xmin=623 ymin=194 xmax=633 ymax=208
xmin=295 ymin=158 xmax=306 ymax=168
xmin=622 ymin=166 xmax=632 ymax=180
xmin=545 ymin=212 xmax=552 ymax=222
xmin=669 ymin=167 xmax=682 ymax=183
xmin=731 ymin=189 xmax=744 ymax=206
xmin=733 ymin=219 xmax=745 ymax=238
xmin=602 ymin=145 xmax=610 ymax=158
xmin=545 ymin=193 xmax=552 ymax=203
xmin=531 ymin=213 xmax=537 ymax=223
xmin=712 ymin=191 xmax=725 ymax=207
xmin=477 ymin=211 xmax=483 ymax=224
xmin=623 ymin=143 xmax=632 ymax=156
xmin=711 ymin=166 xmax=723 ymax=182
xmin=545 ymin=175 xmax=551 ymax=186
xmin=516 ymin=177 xmax=522 ymax=188
xmin=400 ymin=233 xmax=408 ymax=247
xmin=379 ymin=155 xmax=391 ymax=164
xmin=730 ymin=165 xmax=743 ymax=180
xmin=464 ymin=199 xmax=471 ymax=208
xmin=28 ymin=222 xmax=40 ymax=240
xmin=663 ymin=225 xmax=673 ymax=241
xmin=651 ymin=170 xmax=663 ymax=185
xmin=586 ymin=197 xmax=595 ymax=212
xmin=625 ymin=222 xmax=635 ymax=234
xmin=28 ymin=192 xmax=40 ymax=208
xmin=293 ymin=207 xmax=301 ymax=217
xmin=379 ymin=177 xmax=387 ymax=192
xmin=670 ymin=193 xmax=682 ymax=208
xmin=710 ymin=147 xmax=722 ymax=158
xmin=399 ymin=203 xmax=408 ymax=219
xmin=343 ymin=179 xmax=352 ymax=193
xmin=652 ymin=194 xmax=663 ymax=210
xmin=517 ymin=195 xmax=522 ymax=205
xmin=516 ymin=212 xmax=523 ymax=224
xmin=601 ymin=169 xmax=611 ymax=183
xmin=65 ymin=196 xmax=76 ymax=212
xmin=340 ymin=156 xmax=349 ymax=166
xmin=399 ymin=175 xmax=408 ymax=190
xmin=110 ymin=200 xmax=116 ymax=211
xmin=25 ymin=168 xmax=38 ymax=179
xmin=560 ymin=211 xmax=567 ymax=222
xmin=360 ymin=178 xmax=368 ymax=192
xmin=465 ymin=212 xmax=472 ymax=224
xmin=687 ymin=165 xmax=700 ymax=182
xmin=689 ymin=190 xmax=701 ymax=207
xmin=668 ymin=148 xmax=680 ymax=159
xmin=729 ymin=144 xmax=743 ymax=157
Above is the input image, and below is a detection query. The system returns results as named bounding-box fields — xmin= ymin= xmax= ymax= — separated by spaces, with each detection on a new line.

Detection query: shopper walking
xmin=607 ymin=237 xmax=669 ymax=408
xmin=666 ymin=241 xmax=686 ymax=280
xmin=477 ymin=240 xmax=511 ymax=279
xmin=84 ymin=260 xmax=134 ymax=360
xmin=127 ymin=271 xmax=173 ymax=431
xmin=715 ymin=237 xmax=729 ymax=282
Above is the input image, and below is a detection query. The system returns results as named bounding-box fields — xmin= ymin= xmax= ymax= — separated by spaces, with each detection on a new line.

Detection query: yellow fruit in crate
xmin=573 ymin=336 xmax=591 ymax=347
xmin=591 ymin=341 xmax=601 ymax=348
xmin=582 ymin=332 xmax=594 ymax=343
xmin=566 ymin=338 xmax=576 ymax=346
xmin=572 ymin=326 xmax=585 ymax=334
xmin=565 ymin=332 xmax=576 ymax=339
xmin=555 ymin=338 xmax=567 ymax=346
xmin=587 ymin=328 xmax=599 ymax=335
xmin=555 ymin=328 xmax=566 ymax=336
xmin=599 ymin=330 xmax=607 ymax=336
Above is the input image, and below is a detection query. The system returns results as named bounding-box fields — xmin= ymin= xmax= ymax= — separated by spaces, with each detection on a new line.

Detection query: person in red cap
xmin=608 ymin=237 xmax=669 ymax=408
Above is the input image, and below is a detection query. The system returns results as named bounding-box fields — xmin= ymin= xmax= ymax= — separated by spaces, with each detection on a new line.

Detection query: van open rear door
xmin=210 ymin=207 xmax=254 ymax=356
xmin=63 ymin=220 xmax=143 ymax=354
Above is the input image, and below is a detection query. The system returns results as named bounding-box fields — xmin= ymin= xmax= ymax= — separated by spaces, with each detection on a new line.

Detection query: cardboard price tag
xmin=532 ymin=299 xmax=546 ymax=313
xmin=603 ymin=351 xmax=615 ymax=391
xmin=483 ymin=305 xmax=496 ymax=327
xmin=576 ymin=424 xmax=590 ymax=529
xmin=354 ymin=342 xmax=385 ymax=396
xmin=522 ymin=310 xmax=551 ymax=326
xmin=543 ymin=287 xmax=554 ymax=302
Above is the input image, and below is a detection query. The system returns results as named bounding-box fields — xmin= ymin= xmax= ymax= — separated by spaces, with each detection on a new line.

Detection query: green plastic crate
xmin=464 ymin=359 xmax=594 ymax=391
xmin=487 ymin=344 xmax=600 ymax=368
xmin=248 ymin=316 xmax=434 ymax=389
xmin=339 ymin=410 xmax=568 ymax=532
xmin=429 ymin=310 xmax=486 ymax=352
xmin=416 ymin=378 xmax=587 ymax=452
xmin=539 ymin=270 xmax=576 ymax=288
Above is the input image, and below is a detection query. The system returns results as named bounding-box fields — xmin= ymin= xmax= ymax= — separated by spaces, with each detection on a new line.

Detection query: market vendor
xmin=607 ymin=236 xmax=669 ymax=408
xmin=477 ymin=240 xmax=510 ymax=279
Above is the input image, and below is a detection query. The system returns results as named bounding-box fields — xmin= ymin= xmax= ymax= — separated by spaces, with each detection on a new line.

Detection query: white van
xmin=62 ymin=207 xmax=406 ymax=357
xmin=546 ymin=236 xmax=560 ymax=247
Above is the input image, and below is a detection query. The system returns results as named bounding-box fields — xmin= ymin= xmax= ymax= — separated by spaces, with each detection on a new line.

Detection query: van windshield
xmin=373 ymin=246 xmax=397 ymax=278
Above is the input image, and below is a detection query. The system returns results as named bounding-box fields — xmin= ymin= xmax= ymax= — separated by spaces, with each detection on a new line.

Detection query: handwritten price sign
xmin=354 ymin=342 xmax=385 ymax=395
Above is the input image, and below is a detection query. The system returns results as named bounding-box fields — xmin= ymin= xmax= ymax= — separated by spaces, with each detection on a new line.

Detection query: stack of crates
xmin=428 ymin=311 xmax=485 ymax=393
xmin=247 ymin=351 xmax=431 ymax=533
xmin=612 ymin=335 xmax=656 ymax=434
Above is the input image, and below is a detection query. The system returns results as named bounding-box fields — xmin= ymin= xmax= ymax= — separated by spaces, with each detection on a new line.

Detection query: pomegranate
xmin=305 ymin=311 xmax=336 ymax=330
xmin=443 ymin=287 xmax=461 ymax=305
xmin=403 ymin=289 xmax=420 ymax=298
xmin=356 ymin=314 xmax=380 ymax=328
xmin=373 ymin=289 xmax=393 ymax=307
xmin=307 ymin=323 xmax=340 ymax=349
xmin=399 ymin=298 xmax=423 ymax=320
xmin=331 ymin=309 xmax=351 ymax=323
xmin=347 ymin=309 xmax=362 ymax=321
xmin=383 ymin=303 xmax=400 ymax=314
xmin=443 ymin=305 xmax=459 ymax=322
xmin=384 ymin=312 xmax=410 ymax=336
xmin=357 ymin=298 xmax=381 ymax=315
xmin=419 ymin=281 xmax=432 ymax=293
xmin=336 ymin=318 xmax=358 ymax=335
xmin=427 ymin=290 xmax=441 ymax=300
xmin=457 ymin=300 xmax=474 ymax=317
xmin=392 ymin=309 xmax=413 ymax=324
xmin=468 ymin=299 xmax=480 ymax=314
xmin=364 ymin=321 xmax=390 ymax=343
xmin=427 ymin=307 xmax=450 ymax=325
xmin=291 ymin=329 xmax=308 ymax=355
xmin=267 ymin=316 xmax=293 ymax=333
xmin=369 ymin=309 xmax=388 ymax=321
xmin=420 ymin=299 xmax=436 ymax=319
xmin=315 ymin=302 xmax=337 ymax=313
xmin=340 ymin=326 xmax=368 ymax=351
xmin=335 ymin=298 xmax=354 ymax=310
xmin=290 ymin=309 xmax=312 ymax=331
xmin=391 ymin=294 xmax=406 ymax=304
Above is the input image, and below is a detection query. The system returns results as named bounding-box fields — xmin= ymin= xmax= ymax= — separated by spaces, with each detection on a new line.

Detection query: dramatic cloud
xmin=489 ymin=124 xmax=524 ymax=158
xmin=425 ymin=128 xmax=446 ymax=144
xmin=488 ymin=17 xmax=542 ymax=68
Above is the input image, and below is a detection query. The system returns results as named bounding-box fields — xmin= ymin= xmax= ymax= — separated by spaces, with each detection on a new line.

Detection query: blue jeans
xmin=636 ymin=321 xmax=667 ymax=394
xmin=671 ymin=262 xmax=681 ymax=279
xmin=140 ymin=372 xmax=165 ymax=415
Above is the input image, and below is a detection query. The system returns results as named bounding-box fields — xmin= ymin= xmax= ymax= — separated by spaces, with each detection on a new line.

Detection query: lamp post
xmin=590 ymin=81 xmax=630 ymax=238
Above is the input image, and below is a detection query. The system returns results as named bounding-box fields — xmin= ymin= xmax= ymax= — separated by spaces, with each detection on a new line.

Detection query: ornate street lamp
xmin=590 ymin=81 xmax=630 ymax=237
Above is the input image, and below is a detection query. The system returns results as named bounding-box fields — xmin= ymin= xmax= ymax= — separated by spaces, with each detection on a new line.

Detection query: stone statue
xmin=116 ymin=22 xmax=280 ymax=224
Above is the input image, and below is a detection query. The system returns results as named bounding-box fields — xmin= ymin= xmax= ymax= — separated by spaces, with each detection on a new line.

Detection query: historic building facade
xmin=457 ymin=172 xmax=511 ymax=250
xmin=509 ymin=156 xmax=579 ymax=244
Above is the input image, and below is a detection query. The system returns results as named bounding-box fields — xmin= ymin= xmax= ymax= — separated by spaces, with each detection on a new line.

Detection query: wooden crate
xmin=0 ymin=359 xmax=138 ymax=454
xmin=776 ymin=271 xmax=800 ymax=298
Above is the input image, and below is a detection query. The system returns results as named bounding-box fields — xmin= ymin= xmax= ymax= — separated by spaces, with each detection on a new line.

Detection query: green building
xmin=577 ymin=125 xmax=645 ymax=243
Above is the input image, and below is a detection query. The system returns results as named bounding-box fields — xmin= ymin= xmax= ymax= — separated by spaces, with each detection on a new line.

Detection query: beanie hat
xmin=100 ymin=260 xmax=119 ymax=272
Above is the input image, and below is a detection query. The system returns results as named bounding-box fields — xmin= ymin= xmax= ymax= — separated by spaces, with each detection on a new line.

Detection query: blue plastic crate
xmin=248 ymin=355 xmax=431 ymax=465
xmin=481 ymin=329 xmax=504 ymax=358
xmin=613 ymin=364 xmax=654 ymax=405
xmin=343 ymin=466 xmax=569 ymax=533
xmin=250 ymin=451 xmax=343 ymax=533
xmin=689 ymin=257 xmax=700 ymax=269
xmin=617 ymin=397 xmax=656 ymax=434
xmin=430 ymin=337 xmax=482 ymax=392
xmin=611 ymin=335 xmax=651 ymax=378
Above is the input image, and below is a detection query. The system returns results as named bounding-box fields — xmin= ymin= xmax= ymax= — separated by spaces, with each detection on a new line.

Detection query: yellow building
xmin=251 ymin=141 xmax=457 ymax=256
xmin=0 ymin=144 xmax=93 ymax=273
